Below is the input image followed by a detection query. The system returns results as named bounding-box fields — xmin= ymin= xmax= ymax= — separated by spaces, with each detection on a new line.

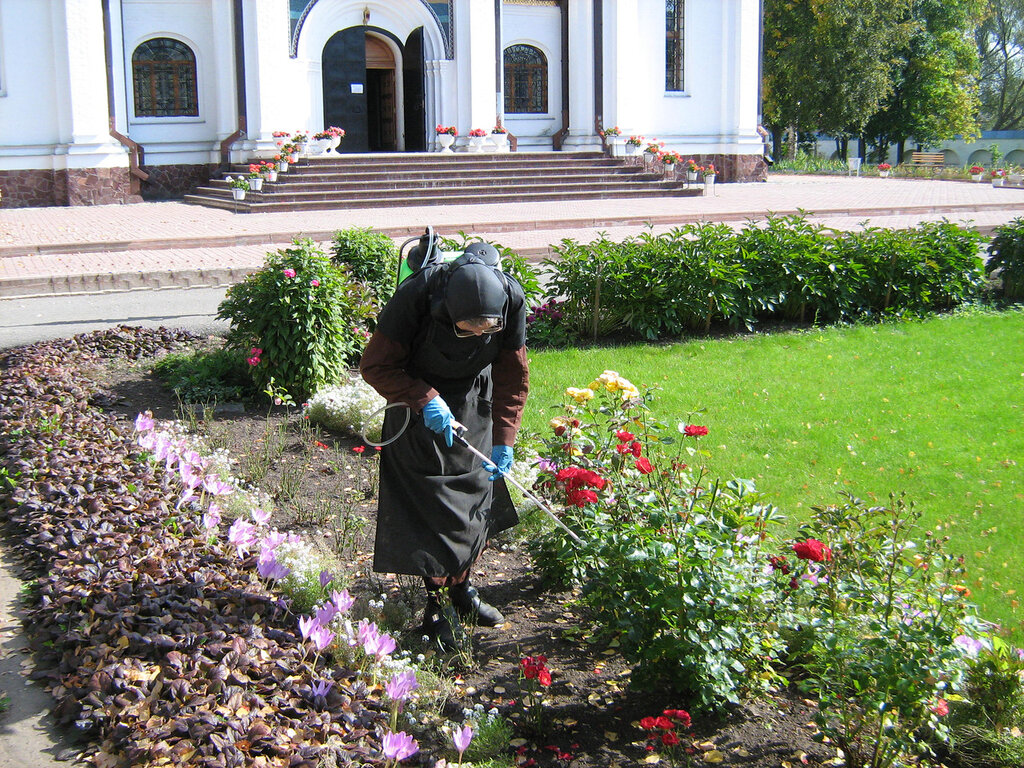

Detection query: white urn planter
xmin=971 ymin=173 xmax=983 ymax=182
xmin=231 ymin=188 xmax=246 ymax=201
xmin=307 ymin=139 xmax=329 ymax=156
xmin=490 ymin=132 xmax=509 ymax=152
xmin=328 ymin=135 xmax=342 ymax=154
xmin=249 ymin=177 xmax=263 ymax=192
xmin=468 ymin=135 xmax=487 ymax=153
xmin=437 ymin=133 xmax=455 ymax=153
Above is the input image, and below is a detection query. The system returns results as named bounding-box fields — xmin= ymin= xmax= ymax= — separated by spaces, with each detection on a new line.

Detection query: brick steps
xmin=185 ymin=151 xmax=700 ymax=212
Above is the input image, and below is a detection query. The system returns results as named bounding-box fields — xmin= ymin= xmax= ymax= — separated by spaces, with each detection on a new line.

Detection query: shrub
xmin=529 ymin=371 xmax=793 ymax=712
xmin=305 ymin=377 xmax=386 ymax=442
xmin=152 ymin=346 xmax=253 ymax=403
xmin=794 ymin=493 xmax=985 ymax=768
xmin=526 ymin=299 xmax=574 ymax=348
xmin=217 ymin=239 xmax=360 ymax=403
xmin=987 ymin=217 xmax=1024 ymax=300
xmin=330 ymin=227 xmax=399 ymax=304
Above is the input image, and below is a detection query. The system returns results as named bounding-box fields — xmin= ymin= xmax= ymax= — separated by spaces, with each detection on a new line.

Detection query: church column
xmin=52 ymin=0 xmax=131 ymax=204
xmin=602 ymin=0 xmax=642 ymax=136
xmin=453 ymin=0 xmax=497 ymax=139
xmin=560 ymin=0 xmax=600 ymax=151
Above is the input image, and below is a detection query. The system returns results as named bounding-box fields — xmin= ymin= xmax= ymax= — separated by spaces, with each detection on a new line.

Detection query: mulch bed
xmin=0 ymin=326 xmax=834 ymax=768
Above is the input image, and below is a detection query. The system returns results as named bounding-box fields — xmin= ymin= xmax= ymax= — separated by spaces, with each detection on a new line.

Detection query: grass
xmin=523 ymin=307 xmax=1024 ymax=636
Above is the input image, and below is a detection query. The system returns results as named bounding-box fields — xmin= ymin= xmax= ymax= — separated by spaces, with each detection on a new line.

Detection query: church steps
xmin=188 ymin=152 xmax=697 ymax=212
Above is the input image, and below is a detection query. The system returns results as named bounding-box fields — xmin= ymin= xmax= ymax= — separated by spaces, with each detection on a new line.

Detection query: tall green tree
xmin=977 ymin=0 xmax=1024 ymax=129
xmin=763 ymin=0 xmax=914 ymax=147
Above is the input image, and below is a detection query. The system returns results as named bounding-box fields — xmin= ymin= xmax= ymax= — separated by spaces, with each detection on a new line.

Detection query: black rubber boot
xmin=450 ymin=581 xmax=505 ymax=627
xmin=421 ymin=591 xmax=460 ymax=652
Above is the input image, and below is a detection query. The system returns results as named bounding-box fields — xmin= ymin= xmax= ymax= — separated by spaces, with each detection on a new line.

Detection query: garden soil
xmin=0 ymin=330 xmax=839 ymax=768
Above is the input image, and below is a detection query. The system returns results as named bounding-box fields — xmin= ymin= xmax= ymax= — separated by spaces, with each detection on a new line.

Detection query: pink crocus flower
xmin=202 ymin=503 xmax=222 ymax=529
xmin=332 ymin=588 xmax=355 ymax=614
xmin=134 ymin=412 xmax=155 ymax=432
xmin=250 ymin=507 xmax=271 ymax=526
xmin=385 ymin=669 xmax=418 ymax=702
xmin=315 ymin=602 xmax=338 ymax=626
xmin=453 ymin=724 xmax=473 ymax=757
xmin=257 ymin=556 xmax=290 ymax=581
xmin=364 ymin=630 xmax=396 ymax=660
xmin=179 ymin=464 xmax=203 ymax=490
xmin=381 ymin=731 xmax=418 ymax=762
xmin=203 ymin=476 xmax=233 ymax=496
xmin=227 ymin=518 xmax=257 ymax=555
xmin=298 ymin=615 xmax=318 ymax=641
xmin=310 ymin=625 xmax=335 ymax=652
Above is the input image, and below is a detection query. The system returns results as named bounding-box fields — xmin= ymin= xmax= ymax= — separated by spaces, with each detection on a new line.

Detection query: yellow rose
xmin=566 ymin=387 xmax=594 ymax=403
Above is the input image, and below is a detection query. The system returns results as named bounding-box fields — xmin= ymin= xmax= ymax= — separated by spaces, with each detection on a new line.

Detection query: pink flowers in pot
xmin=435 ymin=124 xmax=457 ymax=136
xmin=468 ymin=128 xmax=488 ymax=137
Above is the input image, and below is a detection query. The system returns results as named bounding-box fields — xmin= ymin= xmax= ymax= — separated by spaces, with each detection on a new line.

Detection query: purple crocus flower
xmin=250 ymin=507 xmax=271 ymax=526
xmin=315 ymin=603 xmax=338 ymax=626
xmin=137 ymin=431 xmax=156 ymax=451
xmin=179 ymin=464 xmax=202 ymax=490
xmin=357 ymin=619 xmax=379 ymax=646
xmin=385 ymin=669 xmax=418 ymax=702
xmin=257 ymin=555 xmax=290 ymax=581
xmin=310 ymin=625 xmax=335 ymax=652
xmin=134 ymin=412 xmax=155 ymax=432
xmin=954 ymin=634 xmax=985 ymax=657
xmin=228 ymin=518 xmax=257 ymax=554
xmin=319 ymin=570 xmax=334 ymax=588
xmin=332 ymin=588 xmax=355 ymax=614
xmin=381 ymin=731 xmax=418 ymax=762
xmin=310 ymin=679 xmax=333 ymax=698
xmin=298 ymin=615 xmax=318 ymax=641
xmin=364 ymin=630 xmax=396 ymax=659
xmin=203 ymin=476 xmax=233 ymax=496
xmin=202 ymin=503 xmax=222 ymax=529
xmin=453 ymin=724 xmax=473 ymax=755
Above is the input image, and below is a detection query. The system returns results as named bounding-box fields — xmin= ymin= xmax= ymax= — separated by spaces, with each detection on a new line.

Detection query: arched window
xmin=504 ymin=44 xmax=547 ymax=114
xmin=132 ymin=38 xmax=198 ymax=117
xmin=666 ymin=0 xmax=685 ymax=91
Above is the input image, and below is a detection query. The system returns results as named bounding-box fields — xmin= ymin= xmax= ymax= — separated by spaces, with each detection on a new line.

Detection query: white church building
xmin=0 ymin=0 xmax=766 ymax=207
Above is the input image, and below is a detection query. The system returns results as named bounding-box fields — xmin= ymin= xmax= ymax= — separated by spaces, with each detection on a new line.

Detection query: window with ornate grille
xmin=504 ymin=44 xmax=548 ymax=114
xmin=666 ymin=0 xmax=685 ymax=92
xmin=132 ymin=38 xmax=198 ymax=117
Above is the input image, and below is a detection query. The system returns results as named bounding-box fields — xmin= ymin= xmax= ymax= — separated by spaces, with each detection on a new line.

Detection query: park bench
xmin=909 ymin=152 xmax=946 ymax=173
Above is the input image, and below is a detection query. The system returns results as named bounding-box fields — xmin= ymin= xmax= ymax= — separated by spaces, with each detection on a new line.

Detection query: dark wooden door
xmin=403 ymin=27 xmax=426 ymax=152
xmin=323 ymin=27 xmax=367 ymax=153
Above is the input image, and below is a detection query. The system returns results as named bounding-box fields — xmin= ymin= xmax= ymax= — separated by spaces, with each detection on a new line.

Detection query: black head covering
xmin=444 ymin=260 xmax=507 ymax=323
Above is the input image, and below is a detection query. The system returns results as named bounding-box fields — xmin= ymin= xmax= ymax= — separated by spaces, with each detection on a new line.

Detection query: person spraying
xmin=360 ymin=241 xmax=529 ymax=651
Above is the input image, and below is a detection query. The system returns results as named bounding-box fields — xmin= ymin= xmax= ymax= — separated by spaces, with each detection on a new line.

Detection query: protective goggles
xmin=453 ymin=319 xmax=504 ymax=338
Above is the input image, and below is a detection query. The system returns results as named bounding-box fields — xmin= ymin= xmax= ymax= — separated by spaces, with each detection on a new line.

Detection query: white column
xmin=718 ymin=0 xmax=762 ymax=155
xmin=603 ymin=0 xmax=642 ymax=138
xmin=561 ymin=0 xmax=600 ymax=151
xmin=454 ymin=0 xmax=497 ymax=135
xmin=247 ymin=0 xmax=293 ymax=149
xmin=51 ymin=0 xmax=125 ymax=167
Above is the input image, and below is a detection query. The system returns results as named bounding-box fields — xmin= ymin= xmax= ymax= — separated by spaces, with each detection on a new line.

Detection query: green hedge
xmin=541 ymin=215 xmax=986 ymax=341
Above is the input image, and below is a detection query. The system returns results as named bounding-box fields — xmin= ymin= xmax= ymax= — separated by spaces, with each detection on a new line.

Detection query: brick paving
xmin=1 ymin=175 xmax=1021 ymax=298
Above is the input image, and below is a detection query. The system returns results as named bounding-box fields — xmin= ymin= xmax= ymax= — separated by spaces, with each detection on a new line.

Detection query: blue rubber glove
xmin=421 ymin=396 xmax=454 ymax=447
xmin=483 ymin=444 xmax=514 ymax=481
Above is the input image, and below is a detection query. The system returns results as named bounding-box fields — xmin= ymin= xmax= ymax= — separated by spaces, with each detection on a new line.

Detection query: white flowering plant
xmin=305 ymin=377 xmax=386 ymax=442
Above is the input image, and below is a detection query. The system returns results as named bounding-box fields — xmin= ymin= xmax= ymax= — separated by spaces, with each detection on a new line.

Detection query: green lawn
xmin=524 ymin=308 xmax=1024 ymax=635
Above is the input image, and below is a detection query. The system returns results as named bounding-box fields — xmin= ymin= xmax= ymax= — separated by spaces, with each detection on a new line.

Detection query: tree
xmin=763 ymin=0 xmax=914 ymax=151
xmin=977 ymin=0 xmax=1024 ymax=129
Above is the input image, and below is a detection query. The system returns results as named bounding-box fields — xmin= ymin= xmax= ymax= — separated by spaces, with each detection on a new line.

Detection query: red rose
xmin=538 ymin=668 xmax=552 ymax=687
xmin=567 ymin=488 xmax=598 ymax=507
xmin=663 ymin=709 xmax=691 ymax=728
xmin=554 ymin=425 xmax=566 ymax=436
xmin=615 ymin=430 xmax=635 ymax=442
xmin=654 ymin=716 xmax=674 ymax=730
xmin=683 ymin=424 xmax=709 ymax=437
xmin=616 ymin=443 xmax=631 ymax=454
xmin=661 ymin=732 xmax=680 ymax=746
xmin=792 ymin=538 xmax=832 ymax=562
xmin=630 ymin=441 xmax=642 ymax=457
xmin=639 ymin=717 xmax=658 ymax=731
xmin=635 ymin=457 xmax=654 ymax=474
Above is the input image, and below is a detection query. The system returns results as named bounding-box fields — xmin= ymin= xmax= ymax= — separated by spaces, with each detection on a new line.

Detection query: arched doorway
xmin=320 ymin=21 xmax=428 ymax=154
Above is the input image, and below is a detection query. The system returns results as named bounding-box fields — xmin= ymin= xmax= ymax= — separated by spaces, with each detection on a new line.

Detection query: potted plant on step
xmin=659 ymin=150 xmax=682 ymax=177
xmin=491 ymin=124 xmax=509 ymax=152
xmin=246 ymin=164 xmax=264 ymax=191
xmin=261 ymin=160 xmax=278 ymax=183
xmin=274 ymin=153 xmax=288 ymax=173
xmin=468 ymin=128 xmax=488 ymax=153
xmin=625 ymin=135 xmax=644 ymax=157
xmin=227 ymin=176 xmax=249 ymax=200
xmin=435 ymin=124 xmax=457 ymax=153
xmin=309 ymin=131 xmax=332 ymax=155
xmin=326 ymin=126 xmax=345 ymax=153
xmin=703 ymin=163 xmax=717 ymax=185
xmin=992 ymin=168 xmax=1007 ymax=187
xmin=970 ymin=165 xmax=985 ymax=182
xmin=878 ymin=162 xmax=892 ymax=178
xmin=291 ymin=132 xmax=308 ymax=156
xmin=685 ymin=158 xmax=700 ymax=182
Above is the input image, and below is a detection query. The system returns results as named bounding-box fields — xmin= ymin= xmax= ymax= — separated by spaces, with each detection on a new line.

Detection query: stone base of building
xmin=688 ymin=153 xmax=768 ymax=183
xmin=0 ymin=167 xmax=141 ymax=208
xmin=140 ymin=163 xmax=217 ymax=201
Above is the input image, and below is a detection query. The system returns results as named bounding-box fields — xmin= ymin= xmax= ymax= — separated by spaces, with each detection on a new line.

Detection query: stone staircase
xmin=184 ymin=152 xmax=701 ymax=212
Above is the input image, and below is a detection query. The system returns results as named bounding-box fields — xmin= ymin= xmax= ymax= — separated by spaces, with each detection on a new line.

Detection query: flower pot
xmin=971 ymin=174 xmax=982 ymax=182
xmin=277 ymin=161 xmax=289 ymax=172
xmin=249 ymin=177 xmax=263 ymax=191
xmin=264 ymin=170 xmax=278 ymax=182
xmin=437 ymin=133 xmax=455 ymax=153
xmin=307 ymin=138 xmax=329 ymax=155
xmin=686 ymin=171 xmax=698 ymax=182
xmin=289 ymin=152 xmax=299 ymax=163
xmin=490 ymin=132 xmax=509 ymax=152
xmin=231 ymin=188 xmax=246 ymax=201
xmin=625 ymin=144 xmax=639 ymax=157
xmin=879 ymin=170 xmax=890 ymax=178
xmin=328 ymin=135 xmax=342 ymax=153
xmin=294 ymin=142 xmax=307 ymax=157
xmin=468 ymin=135 xmax=486 ymax=153
xmin=993 ymin=177 xmax=1004 ymax=187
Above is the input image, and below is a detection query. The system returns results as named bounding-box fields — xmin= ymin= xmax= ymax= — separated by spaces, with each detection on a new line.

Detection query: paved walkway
xmin=1 ymin=174 xmax=1021 ymax=298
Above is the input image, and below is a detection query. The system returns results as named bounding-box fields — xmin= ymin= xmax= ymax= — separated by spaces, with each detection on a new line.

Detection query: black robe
xmin=360 ymin=264 xmax=528 ymax=578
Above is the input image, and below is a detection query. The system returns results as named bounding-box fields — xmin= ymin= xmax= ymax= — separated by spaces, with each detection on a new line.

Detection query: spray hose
xmin=358 ymin=402 xmax=583 ymax=544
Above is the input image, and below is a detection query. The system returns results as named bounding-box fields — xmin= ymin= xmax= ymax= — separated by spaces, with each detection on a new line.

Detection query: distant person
xmin=757 ymin=124 xmax=774 ymax=166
